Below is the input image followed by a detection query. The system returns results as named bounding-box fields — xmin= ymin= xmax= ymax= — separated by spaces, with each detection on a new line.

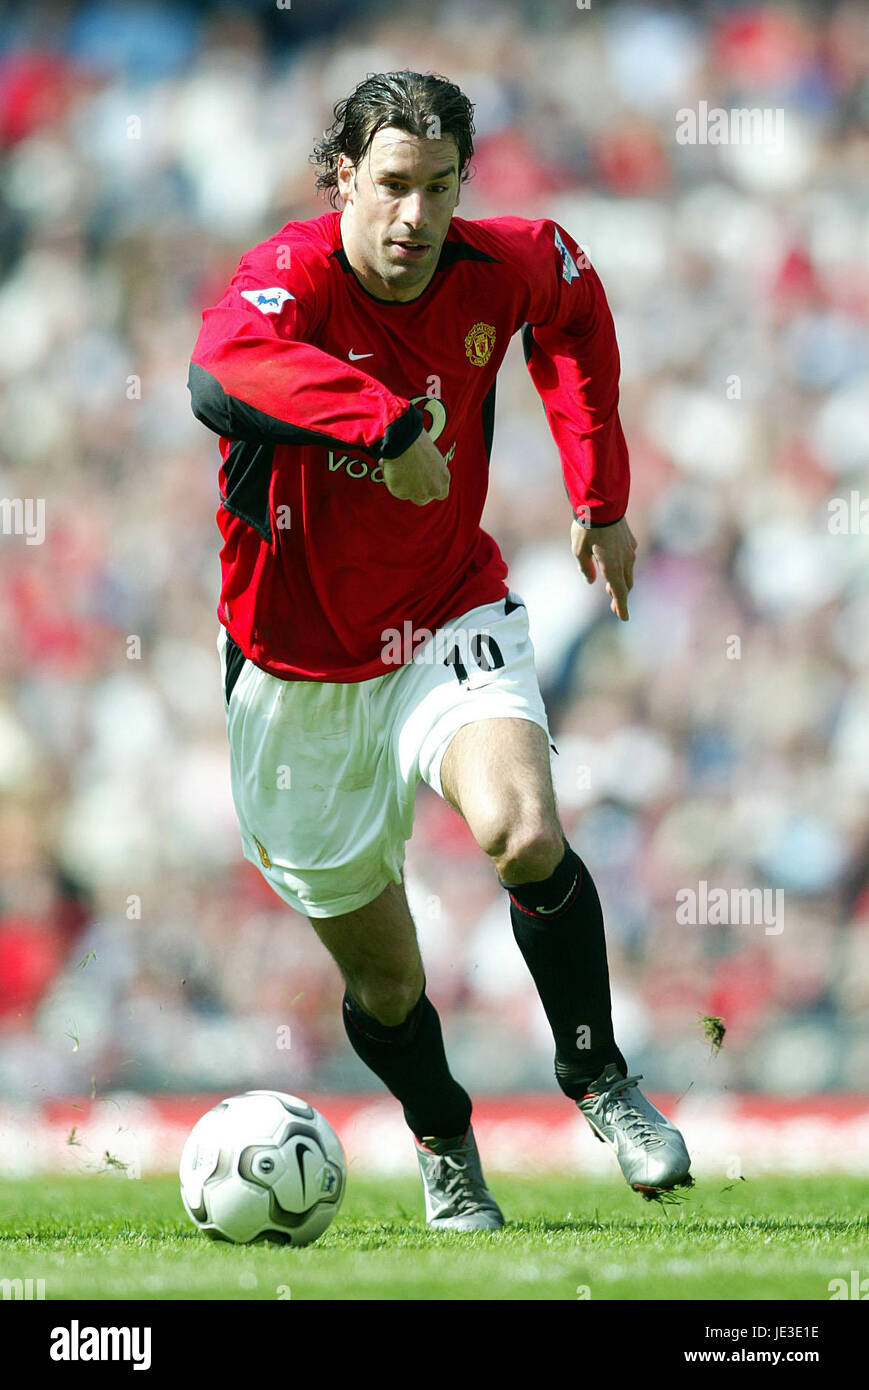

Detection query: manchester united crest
xmin=464 ymin=321 xmax=496 ymax=367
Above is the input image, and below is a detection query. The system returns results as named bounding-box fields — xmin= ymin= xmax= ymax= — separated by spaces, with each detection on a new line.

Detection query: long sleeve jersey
xmin=188 ymin=208 xmax=630 ymax=682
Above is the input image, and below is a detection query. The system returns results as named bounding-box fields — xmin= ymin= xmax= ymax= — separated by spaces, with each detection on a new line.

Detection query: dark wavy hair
xmin=310 ymin=70 xmax=475 ymax=207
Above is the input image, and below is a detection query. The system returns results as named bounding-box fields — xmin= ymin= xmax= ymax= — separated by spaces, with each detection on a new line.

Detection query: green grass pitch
xmin=1 ymin=1174 xmax=866 ymax=1300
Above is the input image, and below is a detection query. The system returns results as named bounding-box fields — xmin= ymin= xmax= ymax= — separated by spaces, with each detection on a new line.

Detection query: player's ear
xmin=337 ymin=154 xmax=355 ymax=201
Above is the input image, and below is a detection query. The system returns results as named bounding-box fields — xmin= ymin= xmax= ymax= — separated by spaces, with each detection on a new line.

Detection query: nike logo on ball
xmin=295 ymin=1142 xmax=311 ymax=1197
xmin=348 ymin=349 xmax=374 ymax=360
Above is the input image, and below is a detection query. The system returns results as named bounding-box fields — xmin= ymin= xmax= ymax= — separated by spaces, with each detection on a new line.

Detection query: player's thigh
xmin=439 ymin=715 xmax=561 ymax=859
xmin=219 ymin=626 xmax=413 ymax=919
xmin=305 ymin=878 xmax=425 ymax=1021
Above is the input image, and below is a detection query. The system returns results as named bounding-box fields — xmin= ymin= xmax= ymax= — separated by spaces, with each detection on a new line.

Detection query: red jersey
xmin=188 ymin=209 xmax=629 ymax=682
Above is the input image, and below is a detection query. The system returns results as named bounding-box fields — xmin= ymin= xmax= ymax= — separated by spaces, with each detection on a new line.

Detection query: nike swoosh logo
xmin=295 ymin=1142 xmax=310 ymax=1197
xmin=348 ymin=349 xmax=374 ymax=360
xmin=536 ymin=874 xmax=578 ymax=915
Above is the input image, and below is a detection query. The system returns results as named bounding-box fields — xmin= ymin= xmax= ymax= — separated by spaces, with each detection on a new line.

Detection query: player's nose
xmin=399 ymin=191 xmax=426 ymax=226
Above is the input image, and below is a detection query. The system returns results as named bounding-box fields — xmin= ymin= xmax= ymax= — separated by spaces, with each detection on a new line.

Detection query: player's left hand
xmin=570 ymin=515 xmax=637 ymax=621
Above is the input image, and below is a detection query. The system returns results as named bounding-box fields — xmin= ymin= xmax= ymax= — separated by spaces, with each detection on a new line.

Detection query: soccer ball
xmin=180 ymin=1090 xmax=346 ymax=1245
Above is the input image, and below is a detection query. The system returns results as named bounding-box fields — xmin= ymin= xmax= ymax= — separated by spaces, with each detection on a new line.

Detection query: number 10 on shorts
xmin=444 ymin=633 xmax=505 ymax=684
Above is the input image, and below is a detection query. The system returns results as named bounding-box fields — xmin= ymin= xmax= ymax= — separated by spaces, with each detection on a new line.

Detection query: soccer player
xmin=188 ymin=70 xmax=691 ymax=1230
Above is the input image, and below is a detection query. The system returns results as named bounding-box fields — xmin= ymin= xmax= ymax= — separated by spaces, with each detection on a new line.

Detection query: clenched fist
xmin=381 ymin=429 xmax=451 ymax=506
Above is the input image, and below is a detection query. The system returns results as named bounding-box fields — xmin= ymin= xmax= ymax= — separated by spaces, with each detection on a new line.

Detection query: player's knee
xmin=486 ymin=820 xmax=564 ymax=883
xmin=346 ymin=973 xmax=424 ymax=1027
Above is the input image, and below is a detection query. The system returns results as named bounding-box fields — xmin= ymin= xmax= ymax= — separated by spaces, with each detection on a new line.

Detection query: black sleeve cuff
xmin=379 ymin=403 xmax=426 ymax=459
xmin=574 ymin=509 xmax=626 ymax=529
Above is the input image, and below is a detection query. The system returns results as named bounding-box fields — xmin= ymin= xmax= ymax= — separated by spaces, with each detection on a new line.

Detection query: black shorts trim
xmin=224 ymin=632 xmax=246 ymax=706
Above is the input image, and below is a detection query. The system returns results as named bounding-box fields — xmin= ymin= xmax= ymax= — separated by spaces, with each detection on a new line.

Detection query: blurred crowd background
xmin=0 ymin=0 xmax=867 ymax=1107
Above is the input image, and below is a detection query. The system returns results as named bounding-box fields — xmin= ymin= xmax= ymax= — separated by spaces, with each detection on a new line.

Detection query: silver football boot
xmin=578 ymin=1063 xmax=693 ymax=1197
xmin=414 ymin=1126 xmax=505 ymax=1231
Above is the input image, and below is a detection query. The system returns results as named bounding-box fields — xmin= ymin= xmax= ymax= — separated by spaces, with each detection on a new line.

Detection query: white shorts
xmin=217 ymin=589 xmax=552 ymax=918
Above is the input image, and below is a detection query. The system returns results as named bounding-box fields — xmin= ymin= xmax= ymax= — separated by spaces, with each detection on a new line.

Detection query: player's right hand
xmin=381 ymin=429 xmax=451 ymax=506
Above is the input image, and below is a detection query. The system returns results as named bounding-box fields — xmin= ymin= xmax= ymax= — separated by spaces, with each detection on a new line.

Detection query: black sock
xmin=342 ymin=987 xmax=472 ymax=1143
xmin=500 ymin=838 xmax=627 ymax=1099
